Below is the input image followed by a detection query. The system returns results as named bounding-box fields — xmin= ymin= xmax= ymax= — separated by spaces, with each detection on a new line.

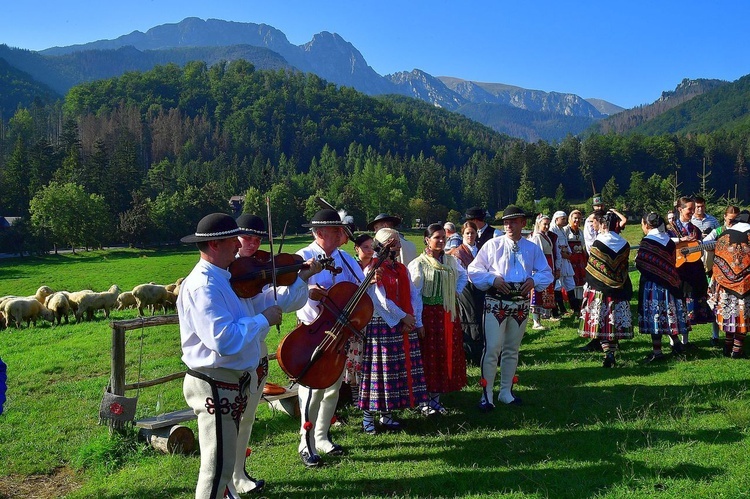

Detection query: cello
xmin=276 ymin=240 xmax=396 ymax=389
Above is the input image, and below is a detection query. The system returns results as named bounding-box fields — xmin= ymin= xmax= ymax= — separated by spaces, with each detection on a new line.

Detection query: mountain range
xmin=0 ymin=17 xmax=736 ymax=141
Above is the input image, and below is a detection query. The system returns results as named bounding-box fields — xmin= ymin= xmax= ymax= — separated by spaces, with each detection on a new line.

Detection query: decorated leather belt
xmin=486 ymin=282 xmax=528 ymax=302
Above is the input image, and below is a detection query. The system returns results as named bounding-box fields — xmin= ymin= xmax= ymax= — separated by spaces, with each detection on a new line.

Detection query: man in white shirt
xmin=296 ymin=209 xmax=401 ymax=467
xmin=468 ymin=206 xmax=553 ymax=411
xmin=178 ymin=213 xmax=282 ymax=499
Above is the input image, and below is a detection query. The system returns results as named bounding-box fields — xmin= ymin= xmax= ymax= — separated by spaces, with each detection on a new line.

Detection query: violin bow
xmin=276 ymin=220 xmax=289 ymax=254
xmin=265 ymin=196 xmax=280 ymax=333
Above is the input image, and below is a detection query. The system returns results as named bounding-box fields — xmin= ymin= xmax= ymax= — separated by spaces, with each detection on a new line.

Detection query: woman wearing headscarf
xmin=708 ymin=210 xmax=750 ymax=358
xmin=636 ymin=212 xmax=688 ymax=362
xmin=358 ymin=228 xmax=429 ymax=433
xmin=578 ymin=211 xmax=633 ymax=367
xmin=408 ymin=223 xmax=468 ymax=415
xmin=527 ymin=214 xmax=557 ymax=330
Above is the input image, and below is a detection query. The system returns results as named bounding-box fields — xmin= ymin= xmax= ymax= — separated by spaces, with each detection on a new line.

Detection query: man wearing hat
xmin=468 ymin=206 xmax=553 ymax=411
xmin=584 ymin=194 xmax=626 ymax=252
xmin=178 ymin=213 xmax=283 ymax=499
xmin=465 ymin=207 xmax=503 ymax=249
xmin=296 ymin=209 xmax=400 ymax=467
xmin=367 ymin=213 xmax=417 ymax=265
xmin=230 ymin=213 xmax=322 ymax=495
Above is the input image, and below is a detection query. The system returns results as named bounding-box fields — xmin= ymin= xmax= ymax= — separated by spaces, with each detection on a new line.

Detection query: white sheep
xmin=0 ymin=310 xmax=6 ymax=330
xmin=2 ymin=298 xmax=55 ymax=328
xmin=0 ymin=286 xmax=53 ymax=309
xmin=116 ymin=291 xmax=137 ymax=311
xmin=64 ymin=290 xmax=94 ymax=319
xmin=75 ymin=285 xmax=121 ymax=322
xmin=132 ymin=284 xmax=172 ymax=316
xmin=45 ymin=292 xmax=71 ymax=325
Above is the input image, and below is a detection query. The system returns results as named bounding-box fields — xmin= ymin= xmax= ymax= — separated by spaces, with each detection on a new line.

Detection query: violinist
xmin=228 ymin=214 xmax=322 ymax=495
xmin=177 ymin=213 xmax=283 ymax=499
xmin=295 ymin=209 xmax=397 ymax=468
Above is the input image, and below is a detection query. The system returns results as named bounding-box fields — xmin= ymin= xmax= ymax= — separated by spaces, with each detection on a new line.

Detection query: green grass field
xmin=2 ymin=229 xmax=750 ymax=498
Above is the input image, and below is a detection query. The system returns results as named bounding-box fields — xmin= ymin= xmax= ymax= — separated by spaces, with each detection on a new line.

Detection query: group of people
xmin=175 ymin=195 xmax=749 ymax=498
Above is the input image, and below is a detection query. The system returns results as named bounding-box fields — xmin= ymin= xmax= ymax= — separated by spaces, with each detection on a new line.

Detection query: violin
xmin=275 ymin=240 xmax=395 ymax=389
xmin=229 ymin=250 xmax=340 ymax=298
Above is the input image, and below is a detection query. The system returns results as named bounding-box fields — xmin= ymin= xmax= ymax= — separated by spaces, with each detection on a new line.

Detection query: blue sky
xmin=2 ymin=0 xmax=748 ymax=109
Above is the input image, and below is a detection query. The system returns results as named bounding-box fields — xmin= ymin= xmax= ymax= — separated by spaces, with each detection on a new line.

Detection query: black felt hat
xmin=235 ymin=214 xmax=267 ymax=237
xmin=464 ymin=207 xmax=487 ymax=220
xmin=501 ymin=205 xmax=528 ymax=220
xmin=180 ymin=213 xmax=249 ymax=243
xmin=366 ymin=213 xmax=402 ymax=231
xmin=302 ymin=208 xmax=347 ymax=228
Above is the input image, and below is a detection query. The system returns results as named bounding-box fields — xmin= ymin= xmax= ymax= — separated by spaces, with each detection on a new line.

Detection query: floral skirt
xmin=343 ymin=334 xmax=364 ymax=387
xmin=358 ymin=318 xmax=429 ymax=412
xmin=638 ymin=280 xmax=688 ymax=336
xmin=709 ymin=281 xmax=750 ymax=334
xmin=420 ymin=304 xmax=467 ymax=393
xmin=578 ymin=285 xmax=634 ymax=340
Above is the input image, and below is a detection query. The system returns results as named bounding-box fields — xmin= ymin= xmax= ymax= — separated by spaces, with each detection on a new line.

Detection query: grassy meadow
xmin=2 ymin=227 xmax=750 ymax=498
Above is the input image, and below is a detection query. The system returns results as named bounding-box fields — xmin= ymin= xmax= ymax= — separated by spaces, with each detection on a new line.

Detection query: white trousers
xmin=184 ymin=368 xmax=256 ymax=499
xmin=298 ymin=370 xmax=345 ymax=455
xmin=480 ymin=297 xmax=529 ymax=405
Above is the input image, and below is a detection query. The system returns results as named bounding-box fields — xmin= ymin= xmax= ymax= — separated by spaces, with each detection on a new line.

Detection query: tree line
xmin=0 ymin=61 xmax=747 ymax=254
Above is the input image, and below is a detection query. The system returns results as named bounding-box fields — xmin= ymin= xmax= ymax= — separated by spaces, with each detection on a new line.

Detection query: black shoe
xmin=477 ymin=401 xmax=495 ymax=413
xmin=710 ymin=337 xmax=721 ymax=347
xmin=731 ymin=351 xmax=744 ymax=359
xmin=671 ymin=341 xmax=686 ymax=355
xmin=503 ymin=396 xmax=523 ymax=406
xmin=644 ymin=352 xmax=666 ymax=364
xmin=603 ymin=352 xmax=616 ymax=368
xmin=326 ymin=443 xmax=345 ymax=456
xmin=245 ymin=478 xmax=265 ymax=494
xmin=299 ymin=450 xmax=322 ymax=468
xmin=579 ymin=339 xmax=603 ymax=352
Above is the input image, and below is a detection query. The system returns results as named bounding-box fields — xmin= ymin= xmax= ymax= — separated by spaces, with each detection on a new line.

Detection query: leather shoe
xmin=326 ymin=443 xmax=345 ymax=456
xmin=602 ymin=352 xmax=616 ymax=368
xmin=504 ymin=396 xmax=523 ymax=406
xmin=477 ymin=400 xmax=495 ymax=412
xmin=579 ymin=339 xmax=603 ymax=352
xmin=644 ymin=352 xmax=666 ymax=364
xmin=299 ymin=450 xmax=322 ymax=468
xmin=710 ymin=337 xmax=721 ymax=347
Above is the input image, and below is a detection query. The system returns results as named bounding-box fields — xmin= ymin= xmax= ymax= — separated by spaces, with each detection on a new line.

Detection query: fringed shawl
xmin=635 ymin=237 xmax=681 ymax=296
xmin=713 ymin=229 xmax=750 ymax=297
xmin=413 ymin=251 xmax=459 ymax=320
xmin=585 ymin=239 xmax=632 ymax=299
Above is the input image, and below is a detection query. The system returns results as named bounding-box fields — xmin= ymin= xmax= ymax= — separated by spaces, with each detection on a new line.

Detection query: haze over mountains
xmin=0 ymin=17 xmax=738 ymax=141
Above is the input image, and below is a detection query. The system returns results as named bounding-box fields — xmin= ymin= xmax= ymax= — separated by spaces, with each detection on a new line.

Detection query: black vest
xmin=476 ymin=224 xmax=496 ymax=249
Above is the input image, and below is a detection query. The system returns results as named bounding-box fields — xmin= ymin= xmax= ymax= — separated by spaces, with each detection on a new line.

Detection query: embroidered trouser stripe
xmin=184 ymin=370 xmax=243 ymax=499
xmin=298 ymin=371 xmax=345 ymax=454
xmin=480 ymin=298 xmax=528 ymax=405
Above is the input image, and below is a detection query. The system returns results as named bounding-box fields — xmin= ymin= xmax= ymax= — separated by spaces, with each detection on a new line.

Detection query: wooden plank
xmin=134 ymin=385 xmax=299 ymax=429
xmin=124 ymin=371 xmax=186 ymax=391
xmin=109 ymin=315 xmax=179 ymax=332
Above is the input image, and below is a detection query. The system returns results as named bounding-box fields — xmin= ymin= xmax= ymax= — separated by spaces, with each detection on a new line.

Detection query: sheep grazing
xmin=116 ymin=291 xmax=137 ymax=311
xmin=64 ymin=290 xmax=94 ymax=320
xmin=75 ymin=285 xmax=121 ymax=322
xmin=0 ymin=311 xmax=5 ymax=330
xmin=132 ymin=284 xmax=173 ymax=316
xmin=2 ymin=298 xmax=55 ymax=328
xmin=34 ymin=286 xmax=54 ymax=304
xmin=45 ymin=292 xmax=71 ymax=325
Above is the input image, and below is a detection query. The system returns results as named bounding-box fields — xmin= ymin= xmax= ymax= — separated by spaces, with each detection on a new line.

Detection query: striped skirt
xmin=358 ymin=318 xmax=429 ymax=412
xmin=638 ymin=280 xmax=688 ymax=336
xmin=578 ymin=285 xmax=634 ymax=340
xmin=709 ymin=282 xmax=750 ymax=334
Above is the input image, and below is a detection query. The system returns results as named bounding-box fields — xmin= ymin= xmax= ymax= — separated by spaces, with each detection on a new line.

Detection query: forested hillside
xmin=0 ymin=61 xmax=747 ymax=254
xmin=0 ymin=57 xmax=59 ymax=116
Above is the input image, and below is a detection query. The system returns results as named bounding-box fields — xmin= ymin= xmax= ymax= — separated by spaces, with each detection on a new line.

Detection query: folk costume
xmin=578 ymin=228 xmax=633 ymax=367
xmin=468 ymin=206 xmax=553 ymax=409
xmin=668 ymin=218 xmax=714 ymax=328
xmin=551 ymin=211 xmax=573 ymax=316
xmin=295 ymin=210 xmax=398 ymax=467
xmin=527 ymin=216 xmax=556 ymax=328
xmin=359 ymin=229 xmax=429 ymax=433
xmin=447 ymin=242 xmax=485 ymax=365
xmin=408 ymin=247 xmax=468 ymax=414
xmin=708 ymin=215 xmax=750 ymax=357
xmin=177 ymin=214 xmax=268 ymax=499
xmin=636 ymin=215 xmax=688 ymax=362
xmin=563 ymin=223 xmax=587 ymax=314
xmin=366 ymin=213 xmax=417 ymax=265
xmin=465 ymin=206 xmax=503 ymax=249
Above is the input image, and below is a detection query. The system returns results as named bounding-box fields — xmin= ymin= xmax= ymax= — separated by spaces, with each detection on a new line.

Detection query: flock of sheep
xmin=0 ymin=278 xmax=184 ymax=329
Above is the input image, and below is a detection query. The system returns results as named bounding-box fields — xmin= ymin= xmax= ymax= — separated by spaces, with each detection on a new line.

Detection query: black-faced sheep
xmin=132 ymin=284 xmax=172 ymax=316
xmin=45 ymin=292 xmax=71 ymax=325
xmin=75 ymin=285 xmax=121 ymax=322
xmin=116 ymin=291 xmax=136 ymax=311
xmin=2 ymin=298 xmax=55 ymax=328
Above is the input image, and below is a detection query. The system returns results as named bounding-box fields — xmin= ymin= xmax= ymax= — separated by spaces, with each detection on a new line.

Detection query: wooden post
xmin=110 ymin=324 xmax=126 ymax=432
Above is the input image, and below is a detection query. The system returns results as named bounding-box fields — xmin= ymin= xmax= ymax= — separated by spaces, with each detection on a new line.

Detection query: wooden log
xmin=139 ymin=424 xmax=195 ymax=455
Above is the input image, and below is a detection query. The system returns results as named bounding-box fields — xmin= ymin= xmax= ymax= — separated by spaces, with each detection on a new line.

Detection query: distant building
xmin=229 ymin=196 xmax=245 ymax=217
xmin=0 ymin=217 xmax=21 ymax=229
